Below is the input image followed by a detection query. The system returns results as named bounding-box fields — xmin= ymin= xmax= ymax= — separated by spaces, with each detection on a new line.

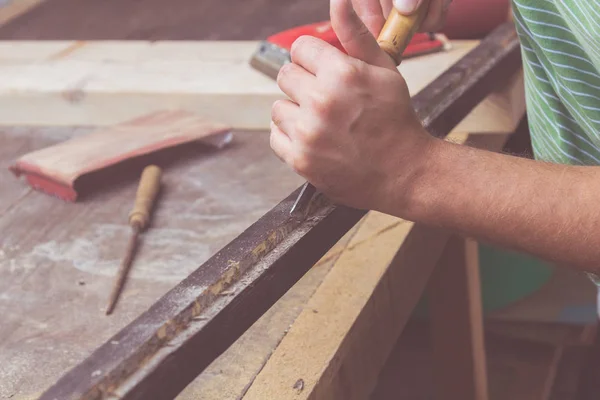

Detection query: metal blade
xmin=290 ymin=182 xmax=317 ymax=215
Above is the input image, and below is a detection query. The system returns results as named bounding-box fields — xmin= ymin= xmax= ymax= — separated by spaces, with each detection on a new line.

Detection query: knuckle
xmin=290 ymin=35 xmax=315 ymax=58
xmin=337 ymin=62 xmax=363 ymax=85
xmin=295 ymin=120 xmax=321 ymax=145
xmin=309 ymin=91 xmax=334 ymax=115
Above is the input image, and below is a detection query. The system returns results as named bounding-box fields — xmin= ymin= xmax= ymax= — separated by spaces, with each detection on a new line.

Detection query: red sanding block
xmin=250 ymin=20 xmax=451 ymax=79
xmin=9 ymin=110 xmax=233 ymax=202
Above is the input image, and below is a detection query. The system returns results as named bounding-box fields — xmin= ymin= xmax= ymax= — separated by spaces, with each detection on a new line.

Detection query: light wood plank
xmin=241 ymin=132 xmax=511 ymax=400
xmin=0 ymin=0 xmax=43 ymax=27
xmin=0 ymin=40 xmax=523 ymax=132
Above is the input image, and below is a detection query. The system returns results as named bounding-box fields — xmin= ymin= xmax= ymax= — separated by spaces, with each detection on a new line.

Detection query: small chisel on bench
xmin=106 ymin=165 xmax=162 ymax=315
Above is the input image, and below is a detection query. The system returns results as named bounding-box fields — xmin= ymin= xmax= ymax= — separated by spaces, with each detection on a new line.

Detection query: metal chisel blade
xmin=290 ymin=182 xmax=317 ymax=215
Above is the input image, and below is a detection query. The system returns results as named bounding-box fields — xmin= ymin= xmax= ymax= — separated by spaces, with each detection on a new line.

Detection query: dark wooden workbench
xmin=0 ymin=127 xmax=307 ymax=398
xmin=0 ymin=1 xmax=322 ymax=397
xmin=4 ymin=1 xmax=594 ymax=400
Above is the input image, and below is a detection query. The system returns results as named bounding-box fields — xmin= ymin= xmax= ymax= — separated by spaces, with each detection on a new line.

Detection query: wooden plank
xmin=429 ymin=236 xmax=489 ymax=400
xmin=241 ymin=133 xmax=511 ymax=400
xmin=371 ymin=321 xmax=565 ymax=400
xmin=0 ymin=0 xmax=331 ymax=41
xmin=486 ymin=320 xmax=597 ymax=347
xmin=35 ymin=24 xmax=523 ymax=400
xmin=0 ymin=0 xmax=43 ymax=27
xmin=550 ymin=346 xmax=588 ymax=400
xmin=0 ymin=40 xmax=523 ymax=133
xmin=0 ymin=130 xmax=306 ymax=399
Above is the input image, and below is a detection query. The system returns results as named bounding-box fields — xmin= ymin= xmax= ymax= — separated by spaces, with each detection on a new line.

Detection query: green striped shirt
xmin=511 ymin=1 xmax=600 ymax=285
xmin=512 ymin=0 xmax=600 ymax=165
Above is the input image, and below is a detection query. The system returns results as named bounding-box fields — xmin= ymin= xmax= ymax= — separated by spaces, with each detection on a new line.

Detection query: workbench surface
xmin=0 ymin=1 xmax=534 ymax=399
xmin=0 ymin=127 xmax=306 ymax=398
xmin=0 ymin=2 xmax=323 ymax=396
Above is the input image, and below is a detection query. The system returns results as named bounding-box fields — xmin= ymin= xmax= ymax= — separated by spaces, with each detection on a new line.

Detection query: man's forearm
xmin=399 ymin=137 xmax=600 ymax=273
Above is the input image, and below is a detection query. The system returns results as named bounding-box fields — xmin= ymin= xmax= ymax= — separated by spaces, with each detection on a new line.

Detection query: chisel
xmin=106 ymin=165 xmax=162 ymax=315
xmin=290 ymin=1 xmax=431 ymax=215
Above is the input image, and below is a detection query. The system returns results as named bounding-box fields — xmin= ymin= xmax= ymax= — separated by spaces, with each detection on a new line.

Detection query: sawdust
xmin=5 ymin=223 xmax=213 ymax=282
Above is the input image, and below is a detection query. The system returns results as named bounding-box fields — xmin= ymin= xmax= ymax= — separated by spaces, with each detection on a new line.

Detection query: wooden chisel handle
xmin=129 ymin=165 xmax=162 ymax=231
xmin=377 ymin=0 xmax=431 ymax=65
xmin=290 ymin=2 xmax=430 ymax=216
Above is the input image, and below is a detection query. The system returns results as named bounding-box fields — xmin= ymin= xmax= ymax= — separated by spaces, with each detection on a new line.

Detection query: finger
xmin=271 ymin=99 xmax=301 ymax=138
xmin=392 ymin=0 xmax=423 ymax=14
xmin=350 ymin=0 xmax=385 ymax=37
xmin=270 ymin=121 xmax=294 ymax=165
xmin=393 ymin=0 xmax=446 ymax=32
xmin=330 ymin=0 xmax=397 ymax=69
xmin=290 ymin=35 xmax=345 ymax=76
xmin=380 ymin=0 xmax=393 ymax=17
xmin=276 ymin=62 xmax=318 ymax=105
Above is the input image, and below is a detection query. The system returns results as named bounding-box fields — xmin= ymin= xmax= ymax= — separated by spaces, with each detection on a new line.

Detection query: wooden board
xmin=429 ymin=236 xmax=489 ymax=400
xmin=0 ymin=0 xmax=43 ymax=27
xmin=550 ymin=346 xmax=588 ymax=400
xmin=0 ymin=40 xmax=524 ymax=133
xmin=241 ymin=132 xmax=511 ymax=400
xmin=371 ymin=321 xmax=564 ymax=400
xmin=0 ymin=0 xmax=331 ymax=41
xmin=486 ymin=320 xmax=597 ymax=347
xmin=0 ymin=128 xmax=308 ymax=399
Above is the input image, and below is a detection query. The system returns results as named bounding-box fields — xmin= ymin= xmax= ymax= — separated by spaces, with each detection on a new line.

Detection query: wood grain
xmin=0 ymin=130 xmax=306 ymax=399
xmin=0 ymin=0 xmax=330 ymax=40
xmin=10 ymin=110 xmax=231 ymax=200
xmin=241 ymin=133 xmax=511 ymax=400
xmin=0 ymin=40 xmax=523 ymax=133
xmin=0 ymin=0 xmax=43 ymax=27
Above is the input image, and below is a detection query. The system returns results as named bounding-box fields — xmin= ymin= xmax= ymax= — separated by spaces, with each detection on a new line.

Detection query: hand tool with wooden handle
xmin=106 ymin=165 xmax=162 ymax=315
xmin=249 ymin=19 xmax=446 ymax=80
xmin=290 ymin=1 xmax=431 ymax=216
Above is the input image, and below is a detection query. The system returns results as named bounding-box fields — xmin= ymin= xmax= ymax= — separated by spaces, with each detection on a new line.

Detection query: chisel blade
xmin=290 ymin=182 xmax=318 ymax=215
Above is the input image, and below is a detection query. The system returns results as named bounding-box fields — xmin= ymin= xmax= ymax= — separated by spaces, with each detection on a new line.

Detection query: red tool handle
xmin=266 ymin=21 xmax=443 ymax=57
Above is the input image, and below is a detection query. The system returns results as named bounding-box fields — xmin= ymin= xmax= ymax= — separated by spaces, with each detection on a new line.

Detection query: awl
xmin=290 ymin=2 xmax=431 ymax=216
xmin=106 ymin=165 xmax=162 ymax=315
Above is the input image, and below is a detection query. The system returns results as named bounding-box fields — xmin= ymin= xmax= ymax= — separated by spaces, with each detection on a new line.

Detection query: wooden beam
xmin=0 ymin=39 xmax=523 ymax=132
xmin=36 ymin=23 xmax=523 ymax=400
xmin=241 ymin=133 xmax=511 ymax=400
xmin=429 ymin=236 xmax=489 ymax=400
xmin=0 ymin=0 xmax=43 ymax=27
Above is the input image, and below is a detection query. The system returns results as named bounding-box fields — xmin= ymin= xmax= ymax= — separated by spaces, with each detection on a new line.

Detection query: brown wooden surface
xmin=0 ymin=128 xmax=305 ymax=398
xmin=0 ymin=1 xmax=539 ymax=399
xmin=429 ymin=236 xmax=489 ymax=400
xmin=371 ymin=320 xmax=567 ymax=400
xmin=0 ymin=2 xmax=322 ymax=396
xmin=0 ymin=0 xmax=329 ymax=40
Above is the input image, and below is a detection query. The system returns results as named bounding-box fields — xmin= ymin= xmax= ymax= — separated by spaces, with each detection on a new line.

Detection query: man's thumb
xmin=393 ymin=0 xmax=423 ymax=14
xmin=330 ymin=0 xmax=397 ymax=69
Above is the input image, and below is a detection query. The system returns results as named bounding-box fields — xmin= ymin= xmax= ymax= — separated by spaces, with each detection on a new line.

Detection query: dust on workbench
xmin=0 ymin=126 xmax=305 ymax=398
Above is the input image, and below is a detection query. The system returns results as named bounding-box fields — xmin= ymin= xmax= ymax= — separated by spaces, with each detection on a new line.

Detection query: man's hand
xmin=270 ymin=0 xmax=433 ymax=213
xmin=353 ymin=0 xmax=452 ymax=38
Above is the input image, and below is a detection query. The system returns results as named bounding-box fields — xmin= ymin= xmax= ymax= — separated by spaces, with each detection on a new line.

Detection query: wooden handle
xmin=129 ymin=165 xmax=162 ymax=230
xmin=377 ymin=0 xmax=431 ymax=65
